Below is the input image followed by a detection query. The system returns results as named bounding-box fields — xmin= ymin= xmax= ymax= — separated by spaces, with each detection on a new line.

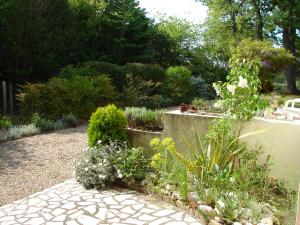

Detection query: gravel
xmin=0 ymin=125 xmax=88 ymax=206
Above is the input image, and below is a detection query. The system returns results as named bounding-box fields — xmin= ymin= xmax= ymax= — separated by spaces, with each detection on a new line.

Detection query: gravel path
xmin=0 ymin=125 xmax=88 ymax=206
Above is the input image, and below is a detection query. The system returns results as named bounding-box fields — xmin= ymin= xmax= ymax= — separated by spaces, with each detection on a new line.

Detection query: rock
xmin=214 ymin=216 xmax=224 ymax=223
xmin=240 ymin=208 xmax=253 ymax=220
xmin=198 ymin=204 xmax=214 ymax=213
xmin=175 ymin=200 xmax=185 ymax=209
xmin=172 ymin=192 xmax=182 ymax=200
xmin=188 ymin=192 xmax=200 ymax=202
xmin=257 ymin=217 xmax=273 ymax=225
xmin=160 ymin=188 xmax=171 ymax=196
xmin=165 ymin=184 xmax=172 ymax=191
xmin=140 ymin=178 xmax=150 ymax=186
xmin=240 ymin=219 xmax=253 ymax=225
xmin=208 ymin=219 xmax=223 ymax=225
xmin=261 ymin=203 xmax=276 ymax=217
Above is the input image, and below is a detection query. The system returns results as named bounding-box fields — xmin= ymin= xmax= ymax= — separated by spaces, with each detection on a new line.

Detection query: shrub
xmin=125 ymin=107 xmax=165 ymax=131
xmin=113 ymin=147 xmax=149 ymax=181
xmin=59 ymin=114 xmax=78 ymax=128
xmin=121 ymin=75 xmax=161 ymax=107
xmin=163 ymin=66 xmax=192 ymax=105
xmin=31 ymin=113 xmax=65 ymax=132
xmin=75 ymin=140 xmax=149 ymax=189
xmin=75 ymin=141 xmax=123 ymax=189
xmin=0 ymin=124 xmax=40 ymax=142
xmin=191 ymin=76 xmax=216 ymax=100
xmin=19 ymin=75 xmax=117 ymax=119
xmin=83 ymin=61 xmax=125 ymax=89
xmin=123 ymin=63 xmax=165 ymax=82
xmin=0 ymin=116 xmax=12 ymax=130
xmin=88 ymin=105 xmax=127 ymax=147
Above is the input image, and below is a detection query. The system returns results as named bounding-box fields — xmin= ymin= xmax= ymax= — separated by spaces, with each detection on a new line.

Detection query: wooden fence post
xmin=9 ymin=82 xmax=13 ymax=115
xmin=2 ymin=81 xmax=7 ymax=113
xmin=296 ymin=183 xmax=300 ymax=225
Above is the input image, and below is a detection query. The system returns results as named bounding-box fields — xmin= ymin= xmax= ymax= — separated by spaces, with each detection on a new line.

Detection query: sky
xmin=138 ymin=0 xmax=208 ymax=24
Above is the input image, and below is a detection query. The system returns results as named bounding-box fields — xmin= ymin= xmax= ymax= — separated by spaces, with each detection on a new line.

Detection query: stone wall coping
xmin=126 ymin=127 xmax=163 ymax=135
xmin=165 ymin=110 xmax=300 ymax=126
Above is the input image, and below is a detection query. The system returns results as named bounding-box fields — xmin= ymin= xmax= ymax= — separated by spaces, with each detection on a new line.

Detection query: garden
xmin=0 ymin=0 xmax=299 ymax=224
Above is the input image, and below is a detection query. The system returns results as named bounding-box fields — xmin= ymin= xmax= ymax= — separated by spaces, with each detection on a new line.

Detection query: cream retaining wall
xmin=126 ymin=128 xmax=163 ymax=157
xmin=163 ymin=110 xmax=300 ymax=190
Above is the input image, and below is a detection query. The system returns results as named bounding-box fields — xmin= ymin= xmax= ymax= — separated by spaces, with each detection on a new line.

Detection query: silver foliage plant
xmin=74 ymin=140 xmax=124 ymax=189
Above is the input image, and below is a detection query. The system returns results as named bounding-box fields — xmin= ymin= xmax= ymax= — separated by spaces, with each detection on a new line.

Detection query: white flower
xmin=117 ymin=169 xmax=123 ymax=178
xmin=213 ymin=83 xmax=221 ymax=96
xmin=99 ymin=174 xmax=106 ymax=179
xmin=226 ymin=84 xmax=236 ymax=95
xmin=97 ymin=140 xmax=102 ymax=144
xmin=238 ymin=76 xmax=248 ymax=88
xmin=85 ymin=159 xmax=89 ymax=163
xmin=84 ymin=167 xmax=89 ymax=171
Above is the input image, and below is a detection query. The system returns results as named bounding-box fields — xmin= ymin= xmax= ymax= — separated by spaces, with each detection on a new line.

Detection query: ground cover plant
xmin=0 ymin=113 xmax=79 ymax=142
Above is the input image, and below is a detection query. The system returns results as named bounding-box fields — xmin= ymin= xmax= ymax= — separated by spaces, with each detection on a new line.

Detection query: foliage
xmin=123 ymin=63 xmax=166 ymax=82
xmin=88 ymin=105 xmax=127 ymax=147
xmin=163 ymin=66 xmax=193 ymax=105
xmin=75 ymin=140 xmax=149 ymax=189
xmin=113 ymin=147 xmax=149 ymax=181
xmin=31 ymin=113 xmax=65 ymax=132
xmin=75 ymin=141 xmax=123 ymax=189
xmin=213 ymin=54 xmax=265 ymax=121
xmin=191 ymin=76 xmax=216 ymax=100
xmin=18 ymin=75 xmax=117 ymax=119
xmin=0 ymin=124 xmax=40 ymax=142
xmin=121 ymin=75 xmax=162 ymax=108
xmin=125 ymin=107 xmax=165 ymax=132
xmin=59 ymin=114 xmax=79 ymax=128
xmin=230 ymin=39 xmax=295 ymax=92
xmin=0 ymin=116 xmax=12 ymax=130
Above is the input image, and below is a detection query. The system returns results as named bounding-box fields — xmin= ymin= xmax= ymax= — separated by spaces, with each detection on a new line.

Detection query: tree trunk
xmin=252 ymin=0 xmax=263 ymax=40
xmin=283 ymin=26 xmax=298 ymax=94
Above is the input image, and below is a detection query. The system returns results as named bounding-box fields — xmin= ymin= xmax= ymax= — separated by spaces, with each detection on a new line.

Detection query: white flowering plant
xmin=75 ymin=140 xmax=149 ymax=189
xmin=74 ymin=141 xmax=123 ymax=189
xmin=213 ymin=58 xmax=266 ymax=121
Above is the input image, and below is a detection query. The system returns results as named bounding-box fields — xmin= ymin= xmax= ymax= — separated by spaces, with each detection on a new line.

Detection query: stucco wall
xmin=163 ymin=110 xmax=300 ymax=190
xmin=126 ymin=128 xmax=163 ymax=157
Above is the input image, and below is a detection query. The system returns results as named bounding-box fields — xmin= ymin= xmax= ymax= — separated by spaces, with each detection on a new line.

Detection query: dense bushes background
xmin=18 ymin=75 xmax=117 ymax=119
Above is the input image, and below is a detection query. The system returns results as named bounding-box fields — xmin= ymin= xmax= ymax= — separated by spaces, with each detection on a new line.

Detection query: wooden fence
xmin=0 ymin=80 xmax=16 ymax=115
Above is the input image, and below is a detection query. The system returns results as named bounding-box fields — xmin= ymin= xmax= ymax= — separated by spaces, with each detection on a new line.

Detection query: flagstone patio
xmin=0 ymin=180 xmax=203 ymax=225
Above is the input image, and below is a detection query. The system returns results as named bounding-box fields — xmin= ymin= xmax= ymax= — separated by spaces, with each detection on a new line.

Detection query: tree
xmin=271 ymin=0 xmax=300 ymax=94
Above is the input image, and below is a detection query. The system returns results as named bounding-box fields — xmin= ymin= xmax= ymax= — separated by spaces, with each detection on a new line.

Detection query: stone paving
xmin=0 ymin=180 xmax=203 ymax=225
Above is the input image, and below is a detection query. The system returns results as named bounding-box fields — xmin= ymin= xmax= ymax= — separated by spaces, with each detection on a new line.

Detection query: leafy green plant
xmin=121 ymin=74 xmax=161 ymax=107
xmin=18 ymin=75 xmax=117 ymax=120
xmin=125 ymin=107 xmax=165 ymax=131
xmin=114 ymin=147 xmax=149 ymax=181
xmin=31 ymin=113 xmax=65 ymax=132
xmin=75 ymin=141 xmax=123 ymax=189
xmin=163 ymin=66 xmax=193 ymax=105
xmin=0 ymin=116 xmax=12 ymax=130
xmin=88 ymin=104 xmax=127 ymax=147
xmin=0 ymin=124 xmax=40 ymax=142
xmin=59 ymin=114 xmax=78 ymax=128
